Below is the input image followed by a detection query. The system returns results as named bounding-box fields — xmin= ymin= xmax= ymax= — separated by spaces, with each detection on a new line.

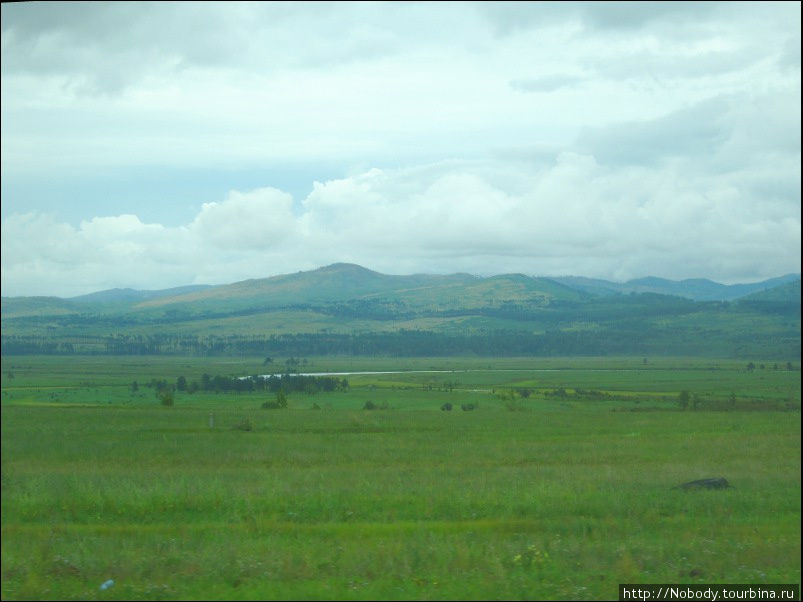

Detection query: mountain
xmin=1 ymin=285 xmax=213 ymax=318
xmin=546 ymin=276 xmax=624 ymax=297
xmin=735 ymin=279 xmax=801 ymax=317
xmin=1 ymin=265 xmax=799 ymax=359
xmin=0 ymin=296 xmax=78 ymax=318
xmin=738 ymin=278 xmax=801 ymax=303
xmin=69 ymin=285 xmax=213 ymax=305
xmin=134 ymin=263 xmax=463 ymax=308
xmin=551 ymin=274 xmax=801 ymax=301
xmin=6 ymin=266 xmax=795 ymax=314
xmin=132 ymin=263 xmax=586 ymax=314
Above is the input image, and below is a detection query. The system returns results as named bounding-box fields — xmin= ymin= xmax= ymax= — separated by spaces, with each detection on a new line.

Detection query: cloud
xmin=577 ymin=97 xmax=732 ymax=166
xmin=510 ymin=75 xmax=583 ymax=93
xmin=1 ymin=213 xmax=197 ymax=296
xmin=3 ymin=154 xmax=799 ymax=297
xmin=189 ymin=187 xmax=296 ymax=251
xmin=3 ymin=1 xmax=797 ymax=180
xmin=477 ymin=2 xmax=581 ymax=37
xmin=578 ymin=1 xmax=718 ymax=32
xmin=0 ymin=3 xmax=798 ymax=296
xmin=780 ymin=27 xmax=801 ymax=70
xmin=0 ymin=2 xmax=448 ymax=95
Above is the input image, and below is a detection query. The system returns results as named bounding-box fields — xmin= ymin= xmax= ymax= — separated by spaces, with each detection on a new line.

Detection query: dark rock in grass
xmin=674 ymin=477 xmax=730 ymax=490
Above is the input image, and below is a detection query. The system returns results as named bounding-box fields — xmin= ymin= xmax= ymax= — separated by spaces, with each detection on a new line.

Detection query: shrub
xmin=461 ymin=403 xmax=476 ymax=411
xmin=363 ymin=400 xmax=389 ymax=410
xmin=263 ymin=390 xmax=288 ymax=409
xmin=158 ymin=389 xmax=174 ymax=406
xmin=440 ymin=402 xmax=453 ymax=411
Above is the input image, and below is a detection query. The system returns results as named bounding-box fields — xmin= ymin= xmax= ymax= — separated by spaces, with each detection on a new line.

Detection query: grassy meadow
xmin=1 ymin=355 xmax=800 ymax=600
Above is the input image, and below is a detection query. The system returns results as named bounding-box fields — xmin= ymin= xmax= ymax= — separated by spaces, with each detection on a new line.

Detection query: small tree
xmin=131 ymin=380 xmax=139 ymax=393
xmin=262 ymin=390 xmax=288 ymax=409
xmin=678 ymin=390 xmax=690 ymax=410
xmin=158 ymin=389 xmax=174 ymax=406
xmin=176 ymin=376 xmax=187 ymax=392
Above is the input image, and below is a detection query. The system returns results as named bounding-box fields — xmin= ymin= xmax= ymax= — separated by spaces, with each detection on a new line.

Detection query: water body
xmin=247 ymin=370 xmax=465 ymax=379
xmin=242 ymin=368 xmax=652 ymax=380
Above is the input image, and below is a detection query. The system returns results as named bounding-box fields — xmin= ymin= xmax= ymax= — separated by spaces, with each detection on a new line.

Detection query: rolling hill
xmin=0 ymin=296 xmax=79 ymax=319
xmin=551 ymin=273 xmax=801 ymax=301
xmin=69 ymin=284 xmax=213 ymax=305
xmin=1 ymin=264 xmax=799 ymax=359
xmin=131 ymin=263 xmax=585 ymax=313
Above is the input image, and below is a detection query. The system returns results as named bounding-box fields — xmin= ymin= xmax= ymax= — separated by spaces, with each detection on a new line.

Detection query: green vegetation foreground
xmin=1 ymin=356 xmax=800 ymax=600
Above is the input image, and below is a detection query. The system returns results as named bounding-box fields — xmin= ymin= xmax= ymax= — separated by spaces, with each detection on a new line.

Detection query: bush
xmin=363 ymin=400 xmax=389 ymax=410
xmin=158 ymin=389 xmax=174 ymax=406
xmin=440 ymin=402 xmax=453 ymax=411
xmin=263 ymin=390 xmax=288 ymax=409
xmin=461 ymin=403 xmax=476 ymax=411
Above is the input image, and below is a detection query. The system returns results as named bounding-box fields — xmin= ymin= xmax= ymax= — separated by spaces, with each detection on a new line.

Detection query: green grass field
xmin=1 ymin=356 xmax=800 ymax=600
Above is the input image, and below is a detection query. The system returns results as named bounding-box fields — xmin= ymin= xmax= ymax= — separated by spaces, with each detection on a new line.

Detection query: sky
xmin=1 ymin=1 xmax=800 ymax=298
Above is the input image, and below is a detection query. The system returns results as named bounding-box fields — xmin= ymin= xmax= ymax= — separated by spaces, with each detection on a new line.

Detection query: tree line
xmin=142 ymin=373 xmax=349 ymax=395
xmin=2 ymin=325 xmax=799 ymax=359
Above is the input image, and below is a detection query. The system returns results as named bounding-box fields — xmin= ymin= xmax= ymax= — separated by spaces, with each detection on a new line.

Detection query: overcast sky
xmin=1 ymin=1 xmax=800 ymax=297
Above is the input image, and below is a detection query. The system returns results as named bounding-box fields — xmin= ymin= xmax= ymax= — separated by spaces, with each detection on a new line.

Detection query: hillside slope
xmin=552 ymin=273 xmax=800 ymax=301
xmin=129 ymin=263 xmax=585 ymax=315
xmin=1 ymin=266 xmax=799 ymax=359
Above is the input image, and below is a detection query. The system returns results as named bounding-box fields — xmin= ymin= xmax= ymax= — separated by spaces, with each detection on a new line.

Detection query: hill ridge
xmin=2 ymin=266 xmax=798 ymax=359
xmin=2 ymin=265 xmax=799 ymax=314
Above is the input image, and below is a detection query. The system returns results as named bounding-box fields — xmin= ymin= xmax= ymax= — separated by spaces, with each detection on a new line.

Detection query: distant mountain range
xmin=550 ymin=273 xmax=800 ymax=301
xmin=2 ymin=263 xmax=798 ymax=317
xmin=2 ymin=264 xmax=799 ymax=359
xmin=70 ymin=284 xmax=213 ymax=305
